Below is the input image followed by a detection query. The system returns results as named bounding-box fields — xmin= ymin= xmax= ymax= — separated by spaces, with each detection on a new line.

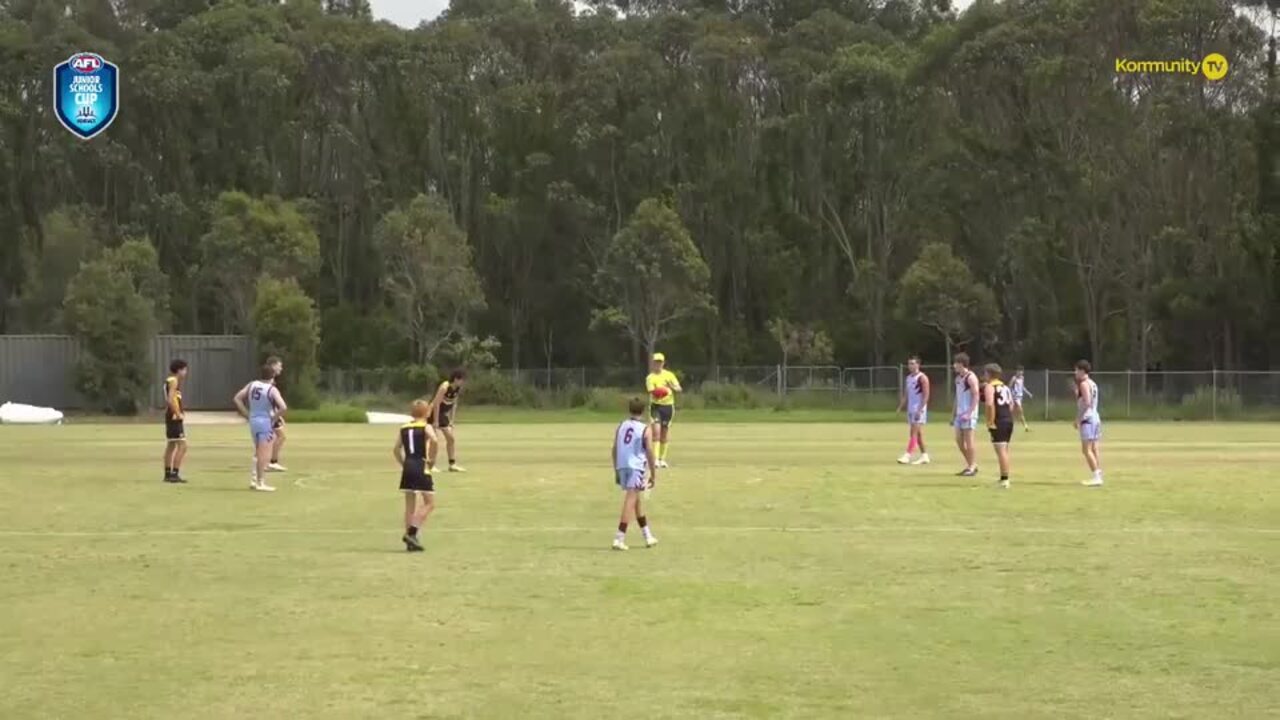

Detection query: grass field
xmin=1 ymin=419 xmax=1277 ymax=719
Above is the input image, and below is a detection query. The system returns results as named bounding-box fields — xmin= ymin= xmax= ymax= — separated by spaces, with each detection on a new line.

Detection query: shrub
xmin=584 ymin=388 xmax=633 ymax=413
xmin=390 ymin=364 xmax=440 ymax=396
xmin=253 ymin=277 xmax=321 ymax=409
xmin=285 ymin=404 xmax=367 ymax=423
xmin=462 ymin=370 xmax=538 ymax=406
xmin=63 ymin=257 xmax=155 ymax=415
xmin=1179 ymin=385 xmax=1242 ymax=420
xmin=699 ymin=382 xmax=763 ymax=409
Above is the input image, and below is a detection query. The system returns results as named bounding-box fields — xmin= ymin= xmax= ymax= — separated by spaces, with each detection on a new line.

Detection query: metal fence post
xmin=1126 ymin=370 xmax=1131 ymax=419
xmin=1212 ymin=369 xmax=1218 ymax=421
xmin=1044 ymin=369 xmax=1050 ymax=421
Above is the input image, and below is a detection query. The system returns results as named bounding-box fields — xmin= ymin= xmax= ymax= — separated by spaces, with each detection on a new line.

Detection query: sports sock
xmin=637 ymin=516 xmax=647 ymax=528
xmin=659 ymin=443 xmax=669 ymax=461
xmin=270 ymin=456 xmax=278 ymax=464
xmin=165 ymin=466 xmax=172 ymax=476
xmin=407 ymin=526 xmax=419 ymax=537
xmin=449 ymin=458 xmax=456 ymax=466
xmin=1000 ymin=474 xmax=1009 ymax=482
xmin=617 ymin=522 xmax=628 ymax=534
xmin=907 ymin=437 xmax=918 ymax=454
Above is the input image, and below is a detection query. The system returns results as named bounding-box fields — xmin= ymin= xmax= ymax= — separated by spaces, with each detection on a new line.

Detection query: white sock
xmin=615 ymin=530 xmax=625 ymax=542
xmin=642 ymin=526 xmax=654 ymax=539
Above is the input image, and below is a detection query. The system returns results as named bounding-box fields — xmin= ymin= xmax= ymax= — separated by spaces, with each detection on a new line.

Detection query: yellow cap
xmin=652 ymin=352 xmax=666 ymax=362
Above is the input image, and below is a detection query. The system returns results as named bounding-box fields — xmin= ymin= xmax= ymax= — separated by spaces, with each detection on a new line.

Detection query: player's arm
xmin=611 ymin=433 xmax=619 ymax=468
xmin=166 ymin=378 xmax=183 ymax=419
xmin=1023 ymin=382 xmax=1034 ymax=399
xmin=643 ymin=425 xmax=657 ymax=485
xmin=984 ymin=384 xmax=996 ymax=428
xmin=270 ymin=386 xmax=288 ymax=416
xmin=232 ymin=384 xmax=250 ymax=419
xmin=921 ymin=374 xmax=931 ymax=408
xmin=392 ymin=434 xmax=405 ymax=466
xmin=1076 ymin=382 xmax=1092 ymax=425
xmin=668 ymin=372 xmax=683 ymax=394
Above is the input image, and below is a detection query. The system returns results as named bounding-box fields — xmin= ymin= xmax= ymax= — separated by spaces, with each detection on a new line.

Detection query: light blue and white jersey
xmin=1011 ymin=376 xmax=1026 ymax=401
xmin=247 ymin=380 xmax=277 ymax=420
xmin=1078 ymin=378 xmax=1100 ymax=422
xmin=905 ymin=372 xmax=927 ymax=414
xmin=955 ymin=371 xmax=976 ymax=418
xmin=614 ymin=418 xmax=649 ymax=471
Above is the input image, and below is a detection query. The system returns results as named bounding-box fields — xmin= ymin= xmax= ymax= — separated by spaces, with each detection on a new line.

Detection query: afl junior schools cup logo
xmin=53 ymin=52 xmax=119 ymax=140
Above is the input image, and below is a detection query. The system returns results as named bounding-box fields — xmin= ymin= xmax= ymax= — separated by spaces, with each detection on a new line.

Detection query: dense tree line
xmin=2 ymin=0 xmax=1278 ymax=378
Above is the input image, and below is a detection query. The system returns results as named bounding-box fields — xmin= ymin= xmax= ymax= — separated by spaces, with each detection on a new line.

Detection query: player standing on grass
xmin=427 ymin=369 xmax=467 ymax=474
xmin=1074 ymin=360 xmax=1104 ymax=487
xmin=952 ymin=352 xmax=981 ymax=476
xmin=1011 ymin=366 xmax=1033 ymax=431
xmin=612 ymin=397 xmax=658 ymax=551
xmin=233 ymin=365 xmax=286 ymax=492
xmin=982 ymin=364 xmax=1015 ymax=489
xmin=265 ymin=356 xmax=288 ymax=472
xmin=645 ymin=352 xmax=682 ymax=468
xmin=395 ymin=399 xmax=438 ymax=552
xmin=163 ymin=359 xmax=190 ymax=484
xmin=896 ymin=354 xmax=931 ymax=465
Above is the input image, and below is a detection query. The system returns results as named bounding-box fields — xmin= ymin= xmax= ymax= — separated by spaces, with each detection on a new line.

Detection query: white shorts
xmin=1079 ymin=419 xmax=1102 ymax=442
xmin=615 ymin=467 xmax=648 ymax=491
xmin=953 ymin=414 xmax=979 ymax=431
xmin=907 ymin=409 xmax=927 ymax=425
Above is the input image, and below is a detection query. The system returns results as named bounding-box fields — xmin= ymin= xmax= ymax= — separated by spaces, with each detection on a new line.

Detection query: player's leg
xmin=172 ymin=438 xmax=188 ymax=481
xmin=911 ymin=421 xmax=930 ymax=465
xmin=657 ymin=407 xmax=673 ymax=467
xmin=613 ymin=486 xmax=637 ymax=551
xmin=419 ymin=490 xmax=436 ymax=527
xmin=269 ymin=424 xmax=287 ymax=471
xmin=163 ymin=438 xmax=177 ymax=481
xmin=636 ymin=478 xmax=657 ymax=547
xmin=898 ymin=419 xmax=916 ymax=464
xmin=953 ymin=425 xmax=966 ymax=472
xmin=444 ymin=425 xmax=464 ymax=472
xmin=994 ymin=442 xmax=1010 ymax=488
xmin=253 ymin=430 xmax=275 ymax=491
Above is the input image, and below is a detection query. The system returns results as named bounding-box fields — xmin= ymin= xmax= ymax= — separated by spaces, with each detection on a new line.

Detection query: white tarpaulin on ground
xmin=366 ymin=411 xmax=413 ymax=425
xmin=0 ymin=402 xmax=64 ymax=425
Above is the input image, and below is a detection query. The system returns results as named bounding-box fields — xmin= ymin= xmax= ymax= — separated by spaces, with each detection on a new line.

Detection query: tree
xmin=103 ymin=239 xmax=172 ymax=331
xmin=768 ymin=318 xmax=835 ymax=370
xmin=200 ymin=192 xmax=321 ymax=332
xmin=63 ymin=259 xmax=156 ymax=415
xmin=374 ymin=194 xmax=488 ymax=364
xmin=13 ymin=207 xmax=100 ymax=331
xmin=593 ymin=199 xmax=714 ymax=359
xmin=896 ymin=243 xmax=998 ymax=368
xmin=252 ymin=277 xmax=322 ymax=409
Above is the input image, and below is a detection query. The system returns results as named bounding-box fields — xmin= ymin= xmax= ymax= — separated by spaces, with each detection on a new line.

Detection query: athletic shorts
xmin=1079 ymin=419 xmax=1102 ymax=442
xmin=989 ymin=422 xmax=1014 ymax=444
xmin=249 ymin=417 xmax=274 ymax=446
xmin=615 ymin=467 xmax=648 ymax=491
xmin=907 ymin=408 xmax=927 ymax=425
xmin=399 ymin=458 xmax=435 ymax=493
xmin=165 ymin=419 xmax=185 ymax=440
xmin=430 ymin=404 xmax=454 ymax=429
xmin=953 ymin=413 xmax=979 ymax=431
xmin=650 ymin=404 xmax=674 ymax=427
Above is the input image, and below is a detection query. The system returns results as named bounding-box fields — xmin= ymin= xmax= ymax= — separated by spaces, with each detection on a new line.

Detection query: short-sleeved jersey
xmin=614 ymin=418 xmax=650 ymax=471
xmin=987 ymin=379 xmax=1013 ymax=426
xmin=164 ymin=375 xmax=183 ymax=421
xmin=438 ymin=380 xmax=462 ymax=406
xmin=247 ymin=380 xmax=277 ymax=420
xmin=400 ymin=421 xmax=428 ymax=459
xmin=1077 ymin=378 xmax=1100 ymax=421
xmin=905 ymin=371 xmax=927 ymax=413
xmin=646 ymin=370 xmax=679 ymax=407
xmin=955 ymin=370 xmax=977 ymax=417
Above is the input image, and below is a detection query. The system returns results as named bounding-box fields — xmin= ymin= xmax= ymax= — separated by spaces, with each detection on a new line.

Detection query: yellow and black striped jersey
xmin=400 ymin=421 xmax=428 ymax=459
xmin=164 ymin=375 xmax=183 ymax=421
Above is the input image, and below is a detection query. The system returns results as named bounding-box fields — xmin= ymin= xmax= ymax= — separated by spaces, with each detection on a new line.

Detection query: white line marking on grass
xmin=0 ymin=526 xmax=1276 ymax=538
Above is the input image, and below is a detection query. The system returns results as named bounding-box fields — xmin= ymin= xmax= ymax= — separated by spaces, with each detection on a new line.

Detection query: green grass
xmin=1 ymin=421 xmax=1277 ymax=719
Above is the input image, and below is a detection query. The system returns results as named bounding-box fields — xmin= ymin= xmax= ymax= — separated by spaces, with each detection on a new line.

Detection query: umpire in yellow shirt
xmin=645 ymin=352 xmax=682 ymax=468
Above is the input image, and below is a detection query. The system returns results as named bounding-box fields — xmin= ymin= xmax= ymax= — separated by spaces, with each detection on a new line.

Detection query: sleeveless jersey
xmin=247 ymin=380 xmax=276 ymax=420
xmin=988 ymin=379 xmax=1013 ymax=425
xmin=614 ymin=418 xmax=649 ymax=471
xmin=400 ymin=421 xmax=428 ymax=459
xmin=1078 ymin=378 xmax=1100 ymax=421
xmin=1011 ymin=376 xmax=1026 ymax=401
xmin=439 ymin=380 xmax=462 ymax=406
xmin=905 ymin=372 xmax=926 ymax=413
xmin=955 ymin=370 xmax=976 ymax=417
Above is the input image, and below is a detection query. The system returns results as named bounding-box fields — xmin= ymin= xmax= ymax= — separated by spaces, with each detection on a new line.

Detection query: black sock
xmin=637 ymin=516 xmax=648 ymax=528
xmin=407 ymin=526 xmax=419 ymax=537
xmin=617 ymin=522 xmax=628 ymax=533
xmin=449 ymin=458 xmax=456 ymax=466
xmin=270 ymin=457 xmax=278 ymax=464
xmin=1001 ymin=474 xmax=1009 ymax=481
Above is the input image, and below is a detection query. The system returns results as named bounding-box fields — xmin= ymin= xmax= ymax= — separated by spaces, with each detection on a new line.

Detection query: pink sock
xmin=907 ymin=437 xmax=918 ymax=453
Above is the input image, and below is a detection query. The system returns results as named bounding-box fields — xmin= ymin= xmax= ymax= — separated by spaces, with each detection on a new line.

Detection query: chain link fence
xmin=319 ymin=365 xmax=1280 ymax=419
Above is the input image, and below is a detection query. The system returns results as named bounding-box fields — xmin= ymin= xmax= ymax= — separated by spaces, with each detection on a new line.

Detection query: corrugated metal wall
xmin=0 ymin=335 xmax=257 ymax=410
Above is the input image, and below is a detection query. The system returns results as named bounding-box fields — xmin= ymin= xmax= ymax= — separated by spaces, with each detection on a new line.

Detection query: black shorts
xmin=399 ymin=459 xmax=435 ymax=493
xmin=650 ymin=404 xmax=674 ymax=427
xmin=430 ymin=404 xmax=454 ymax=429
xmin=989 ymin=423 xmax=1014 ymax=444
xmin=165 ymin=419 xmax=185 ymax=440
